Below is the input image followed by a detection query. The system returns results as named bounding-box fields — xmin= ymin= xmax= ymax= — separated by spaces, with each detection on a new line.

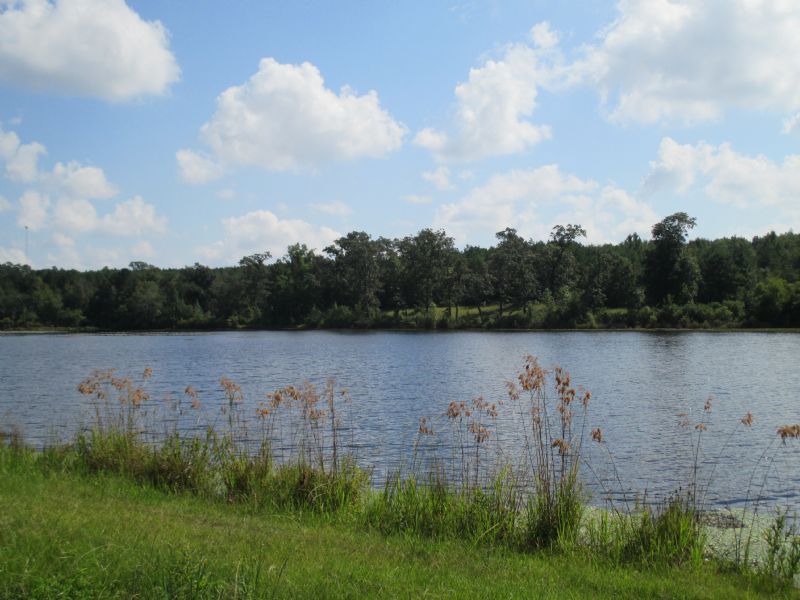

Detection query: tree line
xmin=2 ymin=213 xmax=799 ymax=330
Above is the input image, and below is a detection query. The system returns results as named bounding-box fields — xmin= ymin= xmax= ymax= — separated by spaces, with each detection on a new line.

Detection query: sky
xmin=0 ymin=0 xmax=799 ymax=270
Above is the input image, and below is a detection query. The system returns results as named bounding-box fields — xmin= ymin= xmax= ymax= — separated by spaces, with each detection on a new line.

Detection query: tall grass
xmin=4 ymin=356 xmax=800 ymax=585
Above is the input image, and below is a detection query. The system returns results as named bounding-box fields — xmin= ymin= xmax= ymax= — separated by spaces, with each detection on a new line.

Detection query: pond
xmin=1 ymin=330 xmax=798 ymax=511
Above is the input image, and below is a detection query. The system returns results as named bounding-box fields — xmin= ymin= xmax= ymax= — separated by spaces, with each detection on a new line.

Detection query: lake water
xmin=1 ymin=330 xmax=798 ymax=511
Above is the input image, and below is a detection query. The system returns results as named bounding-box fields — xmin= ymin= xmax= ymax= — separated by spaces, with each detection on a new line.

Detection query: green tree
xmin=545 ymin=224 xmax=586 ymax=294
xmin=645 ymin=213 xmax=699 ymax=305
xmin=695 ymin=237 xmax=755 ymax=303
xmin=325 ymin=232 xmax=381 ymax=315
xmin=397 ymin=229 xmax=455 ymax=313
xmin=238 ymin=252 xmax=272 ymax=324
xmin=488 ymin=228 xmax=536 ymax=316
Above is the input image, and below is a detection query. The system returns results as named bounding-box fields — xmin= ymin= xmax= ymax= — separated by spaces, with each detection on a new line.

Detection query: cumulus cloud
xmin=422 ymin=166 xmax=455 ymax=191
xmin=197 ymin=209 xmax=340 ymax=264
xmin=101 ymin=196 xmax=168 ymax=236
xmin=312 ymin=201 xmax=352 ymax=217
xmin=643 ymin=137 xmax=800 ymax=210
xmin=51 ymin=195 xmax=167 ymax=236
xmin=414 ymin=23 xmax=563 ymax=162
xmin=1 ymin=124 xmax=46 ymax=182
xmin=435 ymin=164 xmax=657 ymax=244
xmin=1 ymin=125 xmax=167 ymax=245
xmin=182 ymin=58 xmax=406 ymax=177
xmin=176 ymin=149 xmax=224 ymax=185
xmin=6 ymin=139 xmax=46 ymax=182
xmin=0 ymin=246 xmax=28 ymax=264
xmin=50 ymin=161 xmax=117 ymax=199
xmin=783 ymin=113 xmax=800 ymax=135
xmin=0 ymin=0 xmax=179 ymax=101
xmin=131 ymin=240 xmax=156 ymax=259
xmin=1 ymin=124 xmax=116 ymax=196
xmin=575 ymin=0 xmax=800 ymax=124
xmin=53 ymin=197 xmax=96 ymax=232
xmin=17 ymin=190 xmax=50 ymax=230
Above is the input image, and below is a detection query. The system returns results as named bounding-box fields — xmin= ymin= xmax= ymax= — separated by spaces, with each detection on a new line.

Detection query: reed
xmin=3 ymin=356 xmax=799 ymax=585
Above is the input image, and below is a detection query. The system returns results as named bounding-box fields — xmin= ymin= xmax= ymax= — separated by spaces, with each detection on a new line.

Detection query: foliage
xmin=3 ymin=219 xmax=800 ymax=331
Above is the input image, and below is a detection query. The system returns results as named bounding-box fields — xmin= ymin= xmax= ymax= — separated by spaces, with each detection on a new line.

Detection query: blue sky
xmin=1 ymin=0 xmax=799 ymax=269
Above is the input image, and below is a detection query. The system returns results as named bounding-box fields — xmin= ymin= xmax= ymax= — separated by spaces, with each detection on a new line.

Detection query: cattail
xmin=418 ymin=417 xmax=435 ymax=436
xmin=777 ymin=424 xmax=800 ymax=441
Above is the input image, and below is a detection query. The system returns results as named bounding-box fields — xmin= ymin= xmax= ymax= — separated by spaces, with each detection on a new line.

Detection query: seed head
xmin=777 ymin=424 xmax=800 ymax=442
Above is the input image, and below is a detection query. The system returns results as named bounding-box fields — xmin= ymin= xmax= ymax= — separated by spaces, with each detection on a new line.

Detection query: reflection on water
xmin=1 ymin=330 xmax=798 ymax=511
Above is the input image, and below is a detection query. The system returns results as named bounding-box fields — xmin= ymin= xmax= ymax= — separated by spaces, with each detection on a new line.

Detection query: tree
xmin=270 ymin=244 xmax=321 ymax=325
xmin=695 ymin=237 xmax=755 ymax=303
xmin=645 ymin=213 xmax=699 ymax=305
xmin=545 ymin=224 xmax=586 ymax=294
xmin=238 ymin=252 xmax=272 ymax=323
xmin=325 ymin=232 xmax=381 ymax=314
xmin=488 ymin=228 xmax=536 ymax=316
xmin=397 ymin=229 xmax=455 ymax=313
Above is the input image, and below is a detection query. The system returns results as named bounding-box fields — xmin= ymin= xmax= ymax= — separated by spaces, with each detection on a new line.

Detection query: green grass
xmin=1 ymin=449 xmax=796 ymax=599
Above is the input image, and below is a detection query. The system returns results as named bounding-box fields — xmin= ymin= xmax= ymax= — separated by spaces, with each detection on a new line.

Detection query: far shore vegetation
xmin=2 ymin=358 xmax=799 ymax=597
xmin=2 ymin=213 xmax=800 ymax=332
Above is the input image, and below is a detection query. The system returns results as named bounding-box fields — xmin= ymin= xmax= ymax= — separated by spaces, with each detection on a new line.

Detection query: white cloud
xmin=52 ymin=231 xmax=74 ymax=248
xmin=530 ymin=21 xmax=559 ymax=50
xmin=0 ymin=126 xmax=19 ymax=159
xmin=216 ymin=188 xmax=235 ymax=201
xmin=1 ymin=124 xmax=117 ymax=196
xmin=435 ymin=164 xmax=657 ymax=244
xmin=48 ymin=231 xmax=81 ymax=267
xmin=82 ymin=246 xmax=121 ymax=269
xmin=17 ymin=190 xmax=50 ymax=230
xmin=51 ymin=195 xmax=167 ymax=236
xmin=422 ymin=166 xmax=455 ymax=191
xmin=643 ymin=137 xmax=800 ymax=210
xmin=0 ymin=195 xmax=11 ymax=212
xmin=783 ymin=113 xmax=800 ymax=134
xmin=197 ymin=209 xmax=340 ymax=264
xmin=414 ymin=24 xmax=561 ymax=162
xmin=0 ymin=246 xmax=28 ymax=264
xmin=131 ymin=240 xmax=156 ymax=258
xmin=6 ymin=139 xmax=45 ymax=182
xmin=1 ymin=125 xmax=46 ymax=182
xmin=312 ymin=201 xmax=352 ymax=217
xmin=100 ymin=196 xmax=168 ymax=236
xmin=404 ymin=194 xmax=432 ymax=205
xmin=185 ymin=57 xmax=406 ymax=175
xmin=50 ymin=161 xmax=116 ymax=199
xmin=0 ymin=0 xmax=179 ymax=101
xmin=575 ymin=0 xmax=800 ymax=124
xmin=53 ymin=197 xmax=97 ymax=232
xmin=176 ymin=149 xmax=224 ymax=185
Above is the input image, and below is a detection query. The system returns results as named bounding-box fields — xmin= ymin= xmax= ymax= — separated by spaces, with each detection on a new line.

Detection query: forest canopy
xmin=2 ymin=214 xmax=799 ymax=330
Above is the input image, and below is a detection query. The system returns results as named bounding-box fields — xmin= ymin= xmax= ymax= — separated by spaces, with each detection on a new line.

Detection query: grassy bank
xmin=2 ymin=358 xmax=799 ymax=597
xmin=1 ymin=449 xmax=795 ymax=600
